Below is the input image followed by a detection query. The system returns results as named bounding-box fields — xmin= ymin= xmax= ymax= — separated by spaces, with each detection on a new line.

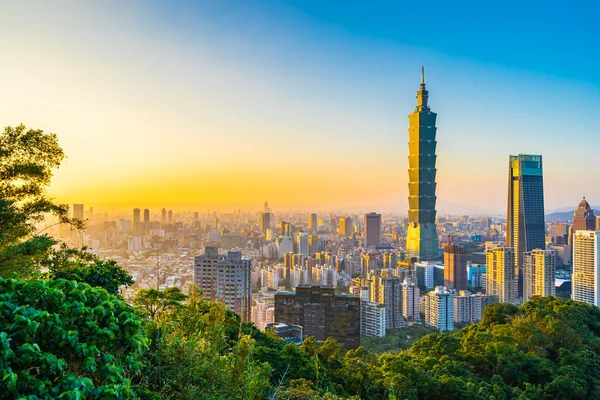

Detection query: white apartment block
xmin=424 ymin=286 xmax=454 ymax=332
xmin=194 ymin=247 xmax=252 ymax=321
xmin=486 ymin=247 xmax=515 ymax=303
xmin=453 ymin=291 xmax=497 ymax=323
xmin=523 ymin=249 xmax=556 ymax=302
xmin=572 ymin=231 xmax=600 ymax=306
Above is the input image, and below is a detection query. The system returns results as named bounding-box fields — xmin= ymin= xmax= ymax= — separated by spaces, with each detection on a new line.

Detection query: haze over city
xmin=1 ymin=0 xmax=598 ymax=213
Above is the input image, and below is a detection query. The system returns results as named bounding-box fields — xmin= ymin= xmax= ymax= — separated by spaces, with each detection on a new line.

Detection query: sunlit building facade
xmin=506 ymin=154 xmax=545 ymax=299
xmin=522 ymin=249 xmax=556 ymax=302
xmin=572 ymin=231 xmax=600 ymax=306
xmin=406 ymin=68 xmax=439 ymax=261
xmin=486 ymin=247 xmax=516 ymax=303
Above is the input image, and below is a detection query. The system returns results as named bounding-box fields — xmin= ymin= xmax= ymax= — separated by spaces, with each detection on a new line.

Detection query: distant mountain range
xmin=546 ymin=208 xmax=600 ymax=221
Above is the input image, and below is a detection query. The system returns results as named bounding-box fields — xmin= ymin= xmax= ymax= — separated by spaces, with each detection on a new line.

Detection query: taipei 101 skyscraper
xmin=405 ymin=68 xmax=439 ymax=261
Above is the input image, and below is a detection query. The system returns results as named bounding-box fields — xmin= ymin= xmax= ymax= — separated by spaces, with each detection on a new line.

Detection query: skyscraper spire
xmin=421 ymin=66 xmax=425 ymax=85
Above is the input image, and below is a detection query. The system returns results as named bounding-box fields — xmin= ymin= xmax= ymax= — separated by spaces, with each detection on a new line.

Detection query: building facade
xmin=522 ymin=249 xmax=556 ymax=302
xmin=424 ymin=286 xmax=454 ymax=332
xmin=573 ymin=198 xmax=596 ymax=233
xmin=443 ymin=241 xmax=468 ymax=291
xmin=506 ymin=154 xmax=546 ymax=299
xmin=406 ymin=68 xmax=439 ymax=261
xmin=364 ymin=213 xmax=381 ymax=247
xmin=486 ymin=247 xmax=516 ymax=303
xmin=194 ymin=247 xmax=252 ymax=321
xmin=572 ymin=230 xmax=600 ymax=306
xmin=274 ymin=286 xmax=361 ymax=349
xmin=453 ymin=291 xmax=497 ymax=323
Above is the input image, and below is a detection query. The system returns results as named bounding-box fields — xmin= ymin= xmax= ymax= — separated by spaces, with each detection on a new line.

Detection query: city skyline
xmin=1 ymin=1 xmax=599 ymax=213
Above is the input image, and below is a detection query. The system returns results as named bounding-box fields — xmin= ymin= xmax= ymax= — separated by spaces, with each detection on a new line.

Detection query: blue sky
xmin=0 ymin=0 xmax=598 ymax=213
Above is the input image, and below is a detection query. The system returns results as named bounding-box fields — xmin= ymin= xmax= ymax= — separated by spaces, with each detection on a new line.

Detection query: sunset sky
xmin=1 ymin=1 xmax=598 ymax=214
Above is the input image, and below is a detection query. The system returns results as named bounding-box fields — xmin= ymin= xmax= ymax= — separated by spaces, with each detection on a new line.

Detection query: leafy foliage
xmin=0 ymin=277 xmax=147 ymax=399
xmin=46 ymin=244 xmax=134 ymax=295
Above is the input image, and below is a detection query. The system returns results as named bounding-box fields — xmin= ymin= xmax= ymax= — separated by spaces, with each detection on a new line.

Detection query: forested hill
xmin=2 ymin=276 xmax=600 ymax=399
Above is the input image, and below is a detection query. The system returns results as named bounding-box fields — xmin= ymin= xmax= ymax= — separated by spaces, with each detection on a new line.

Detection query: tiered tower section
xmin=406 ymin=68 xmax=439 ymax=261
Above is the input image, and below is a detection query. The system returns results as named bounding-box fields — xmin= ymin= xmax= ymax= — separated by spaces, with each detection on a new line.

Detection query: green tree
xmin=0 ymin=124 xmax=83 ymax=276
xmin=133 ymin=287 xmax=187 ymax=319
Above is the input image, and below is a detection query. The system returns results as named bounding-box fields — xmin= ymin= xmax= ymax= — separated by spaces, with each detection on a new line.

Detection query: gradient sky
xmin=1 ymin=0 xmax=598 ymax=214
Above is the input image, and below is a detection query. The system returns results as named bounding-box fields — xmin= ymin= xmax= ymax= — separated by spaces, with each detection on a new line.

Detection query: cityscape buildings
xmin=506 ymin=154 xmax=546 ymax=299
xmin=405 ymin=68 xmax=439 ymax=262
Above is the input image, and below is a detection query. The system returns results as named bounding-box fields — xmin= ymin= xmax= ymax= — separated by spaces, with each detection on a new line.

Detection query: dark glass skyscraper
xmin=406 ymin=68 xmax=439 ymax=261
xmin=506 ymin=154 xmax=546 ymax=299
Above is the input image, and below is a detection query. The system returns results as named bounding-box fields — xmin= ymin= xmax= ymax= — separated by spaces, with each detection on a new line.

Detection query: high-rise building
xmin=596 ymin=216 xmax=600 ymax=231
xmin=167 ymin=210 xmax=173 ymax=224
xmin=522 ymin=249 xmax=556 ymax=302
xmin=368 ymin=273 xmax=405 ymax=329
xmin=133 ymin=208 xmax=141 ymax=235
xmin=297 ymin=233 xmax=309 ymax=256
xmin=406 ymin=68 xmax=439 ymax=261
xmin=424 ymin=286 xmax=453 ymax=332
xmin=72 ymin=204 xmax=84 ymax=221
xmin=453 ymin=291 xmax=497 ymax=324
xmin=277 ymin=236 xmax=293 ymax=259
xmin=572 ymin=230 xmax=600 ymax=306
xmin=308 ymin=213 xmax=318 ymax=233
xmin=339 ymin=216 xmax=353 ymax=237
xmin=161 ymin=208 xmax=167 ymax=225
xmin=194 ymin=247 xmax=252 ymax=321
xmin=364 ymin=213 xmax=381 ymax=247
xmin=443 ymin=239 xmax=467 ymax=291
xmin=143 ymin=208 xmax=150 ymax=235
xmin=274 ymin=286 xmax=361 ymax=349
xmin=486 ymin=247 xmax=516 ymax=303
xmin=507 ymin=154 xmax=545 ymax=299
xmin=360 ymin=287 xmax=386 ymax=338
xmin=573 ymin=198 xmax=596 ymax=233
xmin=402 ymin=278 xmax=420 ymax=320
xmin=260 ymin=212 xmax=271 ymax=235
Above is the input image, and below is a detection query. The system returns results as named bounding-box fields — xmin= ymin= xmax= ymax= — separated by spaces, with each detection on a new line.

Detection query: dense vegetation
xmin=2 ymin=124 xmax=600 ymax=399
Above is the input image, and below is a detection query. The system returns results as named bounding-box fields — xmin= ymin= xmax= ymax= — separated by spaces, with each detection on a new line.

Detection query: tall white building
xmin=360 ymin=288 xmax=386 ymax=337
xmin=522 ymin=249 xmax=556 ymax=302
xmin=486 ymin=247 xmax=515 ymax=303
xmin=194 ymin=247 xmax=252 ymax=321
xmin=572 ymin=231 xmax=600 ymax=306
xmin=297 ymin=233 xmax=309 ymax=256
xmin=402 ymin=278 xmax=420 ymax=320
xmin=277 ymin=236 xmax=293 ymax=258
xmin=453 ymin=291 xmax=497 ymax=323
xmin=424 ymin=286 xmax=454 ymax=332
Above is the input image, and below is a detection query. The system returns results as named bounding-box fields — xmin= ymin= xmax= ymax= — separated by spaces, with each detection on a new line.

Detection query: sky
xmin=0 ymin=0 xmax=598 ymax=214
